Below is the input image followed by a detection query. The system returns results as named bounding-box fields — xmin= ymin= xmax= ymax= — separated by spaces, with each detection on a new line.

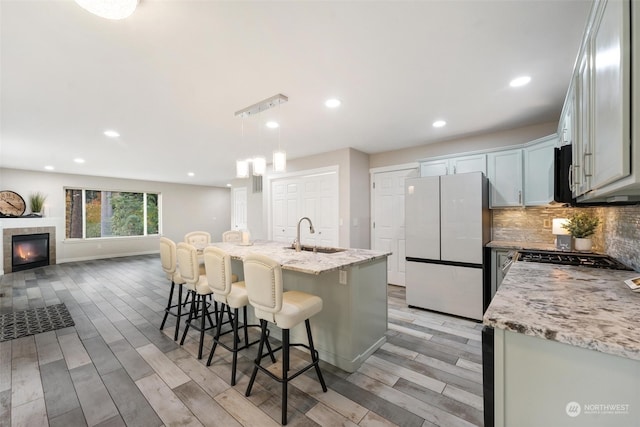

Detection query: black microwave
xmin=554 ymin=144 xmax=576 ymax=205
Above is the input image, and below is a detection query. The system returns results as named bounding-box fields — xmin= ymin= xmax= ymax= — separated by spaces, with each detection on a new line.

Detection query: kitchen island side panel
xmin=232 ymin=257 xmax=388 ymax=372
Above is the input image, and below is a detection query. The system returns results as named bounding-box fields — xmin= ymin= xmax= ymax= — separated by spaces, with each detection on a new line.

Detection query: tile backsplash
xmin=492 ymin=204 xmax=640 ymax=271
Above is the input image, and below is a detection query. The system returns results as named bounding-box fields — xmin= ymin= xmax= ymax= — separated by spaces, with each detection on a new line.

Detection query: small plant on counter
xmin=562 ymin=211 xmax=600 ymax=238
xmin=29 ymin=192 xmax=47 ymax=215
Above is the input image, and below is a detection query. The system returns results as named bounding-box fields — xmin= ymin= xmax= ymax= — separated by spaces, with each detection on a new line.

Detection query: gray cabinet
xmin=488 ymin=149 xmax=523 ymax=207
xmin=420 ymin=154 xmax=486 ymax=177
xmin=490 ymin=248 xmax=513 ymax=299
xmin=524 ymin=135 xmax=557 ymax=206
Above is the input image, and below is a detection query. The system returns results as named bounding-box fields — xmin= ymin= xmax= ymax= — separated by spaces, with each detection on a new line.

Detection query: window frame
xmin=64 ymin=187 xmax=161 ymax=240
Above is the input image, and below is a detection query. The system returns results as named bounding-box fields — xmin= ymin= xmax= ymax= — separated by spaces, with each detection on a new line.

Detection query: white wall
xmin=0 ymin=168 xmax=230 ymax=267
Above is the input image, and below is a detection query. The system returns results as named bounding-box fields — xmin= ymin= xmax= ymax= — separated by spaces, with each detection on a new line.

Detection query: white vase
xmin=574 ymin=237 xmax=593 ymax=252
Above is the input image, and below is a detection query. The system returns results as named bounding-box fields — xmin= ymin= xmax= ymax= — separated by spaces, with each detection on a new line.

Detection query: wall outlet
xmin=543 ymin=219 xmax=551 ymax=228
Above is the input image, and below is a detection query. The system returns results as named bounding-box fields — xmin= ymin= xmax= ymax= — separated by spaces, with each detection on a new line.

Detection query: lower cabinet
xmin=490 ymin=248 xmax=513 ymax=299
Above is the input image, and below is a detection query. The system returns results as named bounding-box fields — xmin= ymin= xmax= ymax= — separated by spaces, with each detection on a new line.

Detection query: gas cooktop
xmin=516 ymin=249 xmax=633 ymax=270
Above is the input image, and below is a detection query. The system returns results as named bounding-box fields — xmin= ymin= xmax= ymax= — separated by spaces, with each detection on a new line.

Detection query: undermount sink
xmin=284 ymin=245 xmax=346 ymax=254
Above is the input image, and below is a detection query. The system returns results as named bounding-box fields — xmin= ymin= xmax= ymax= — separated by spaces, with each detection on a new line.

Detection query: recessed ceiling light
xmin=226 ymin=183 xmax=232 ymax=187
xmin=266 ymin=121 xmax=279 ymax=129
xmin=74 ymin=158 xmax=85 ymax=164
xmin=325 ymin=98 xmax=341 ymax=108
xmin=509 ymin=76 xmax=531 ymax=87
xmin=187 ymin=172 xmax=195 ymax=177
xmin=104 ymin=130 xmax=120 ymax=138
xmin=432 ymin=120 xmax=447 ymax=128
xmin=44 ymin=165 xmax=54 ymax=170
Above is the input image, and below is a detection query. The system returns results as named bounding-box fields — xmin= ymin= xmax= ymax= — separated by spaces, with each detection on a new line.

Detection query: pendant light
xmin=234 ymin=94 xmax=288 ymax=177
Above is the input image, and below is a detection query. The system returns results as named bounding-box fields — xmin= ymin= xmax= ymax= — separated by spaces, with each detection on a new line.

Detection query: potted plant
xmin=29 ymin=192 xmax=47 ymax=217
xmin=562 ymin=211 xmax=600 ymax=251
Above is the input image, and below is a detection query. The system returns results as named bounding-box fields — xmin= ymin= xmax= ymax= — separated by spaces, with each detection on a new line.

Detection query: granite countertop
xmin=487 ymin=240 xmax=557 ymax=251
xmin=208 ymin=240 xmax=390 ymax=275
xmin=484 ymin=261 xmax=640 ymax=361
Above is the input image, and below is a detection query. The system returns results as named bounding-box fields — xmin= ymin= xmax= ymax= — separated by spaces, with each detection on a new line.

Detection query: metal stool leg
xmin=305 ymin=319 xmax=327 ymax=391
xmin=245 ymin=320 xmax=268 ymax=397
xmin=160 ymin=281 xmax=175 ymax=331
xmin=282 ymin=328 xmax=290 ymax=425
xmin=180 ymin=290 xmax=196 ymax=345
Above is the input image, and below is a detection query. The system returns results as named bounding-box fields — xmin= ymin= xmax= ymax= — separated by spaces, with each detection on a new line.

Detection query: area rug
xmin=0 ymin=303 xmax=75 ymax=342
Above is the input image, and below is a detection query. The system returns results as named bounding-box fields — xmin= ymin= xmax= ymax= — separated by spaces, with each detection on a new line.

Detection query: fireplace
xmin=2 ymin=226 xmax=56 ymax=274
xmin=12 ymin=233 xmax=50 ymax=272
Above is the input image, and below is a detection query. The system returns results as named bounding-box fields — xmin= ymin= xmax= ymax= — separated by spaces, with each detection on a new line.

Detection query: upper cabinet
xmin=488 ymin=149 xmax=523 ymax=208
xmin=524 ymin=135 xmax=557 ymax=206
xmin=564 ymin=0 xmax=639 ymax=203
xmin=420 ymin=154 xmax=486 ymax=177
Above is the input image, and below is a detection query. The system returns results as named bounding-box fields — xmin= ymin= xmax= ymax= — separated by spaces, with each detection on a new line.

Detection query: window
xmin=65 ymin=189 xmax=160 ymax=239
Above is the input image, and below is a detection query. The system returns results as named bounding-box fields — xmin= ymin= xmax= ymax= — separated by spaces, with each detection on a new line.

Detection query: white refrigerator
xmin=405 ymin=172 xmax=490 ymax=320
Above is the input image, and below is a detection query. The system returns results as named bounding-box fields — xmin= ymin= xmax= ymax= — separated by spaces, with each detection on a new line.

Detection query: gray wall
xmin=0 ymin=168 xmax=230 ymax=264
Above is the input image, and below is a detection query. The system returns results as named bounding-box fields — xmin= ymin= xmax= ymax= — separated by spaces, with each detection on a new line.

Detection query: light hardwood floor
xmin=0 ymin=255 xmax=484 ymax=426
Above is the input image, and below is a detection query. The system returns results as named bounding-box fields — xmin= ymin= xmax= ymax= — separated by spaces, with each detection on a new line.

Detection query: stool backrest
xmin=184 ymin=231 xmax=211 ymax=246
xmin=222 ymin=230 xmax=242 ymax=243
xmin=176 ymin=242 xmax=200 ymax=285
xmin=203 ymin=246 xmax=232 ymax=296
xmin=159 ymin=237 xmax=178 ymax=277
xmin=243 ymin=253 xmax=283 ymax=315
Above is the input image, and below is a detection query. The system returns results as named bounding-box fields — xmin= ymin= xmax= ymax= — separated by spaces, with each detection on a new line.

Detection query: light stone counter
xmin=484 ymin=261 xmax=640 ymax=361
xmin=208 ymin=240 xmax=390 ymax=275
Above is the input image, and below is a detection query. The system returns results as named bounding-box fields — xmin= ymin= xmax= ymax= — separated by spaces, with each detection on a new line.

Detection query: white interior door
xmin=231 ymin=187 xmax=247 ymax=230
xmin=271 ymin=179 xmax=299 ymax=244
xmin=372 ymin=168 xmax=416 ymax=286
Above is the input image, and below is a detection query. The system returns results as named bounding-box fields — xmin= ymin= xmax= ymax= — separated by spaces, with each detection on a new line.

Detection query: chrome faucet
xmin=294 ymin=216 xmax=315 ymax=252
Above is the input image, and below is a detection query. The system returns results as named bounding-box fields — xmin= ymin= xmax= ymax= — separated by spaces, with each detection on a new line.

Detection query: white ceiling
xmin=0 ymin=0 xmax=592 ymax=187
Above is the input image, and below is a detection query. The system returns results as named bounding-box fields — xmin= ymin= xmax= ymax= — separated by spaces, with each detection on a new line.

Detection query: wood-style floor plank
xmin=0 ymin=257 xmax=484 ymax=427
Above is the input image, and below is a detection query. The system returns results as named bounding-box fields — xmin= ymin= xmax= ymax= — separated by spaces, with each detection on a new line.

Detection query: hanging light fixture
xmin=236 ymin=160 xmax=249 ymax=178
xmin=235 ymin=94 xmax=288 ymax=176
xmin=252 ymin=157 xmax=266 ymax=176
xmin=75 ymin=0 xmax=138 ymax=20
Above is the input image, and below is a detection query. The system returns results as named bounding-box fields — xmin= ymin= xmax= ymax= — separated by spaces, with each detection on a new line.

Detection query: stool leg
xmin=246 ymin=319 xmax=267 ymax=397
xmin=231 ymin=307 xmax=239 ymax=386
xmin=243 ymin=306 xmax=249 ymax=347
xmin=206 ymin=302 xmax=226 ymax=366
xmin=305 ymin=319 xmax=327 ymax=392
xmin=180 ymin=290 xmax=196 ymax=345
xmin=160 ymin=281 xmax=175 ymax=331
xmin=174 ymin=284 xmax=183 ymax=341
xmin=198 ymin=295 xmax=207 ymax=359
xmin=282 ymin=328 xmax=290 ymax=425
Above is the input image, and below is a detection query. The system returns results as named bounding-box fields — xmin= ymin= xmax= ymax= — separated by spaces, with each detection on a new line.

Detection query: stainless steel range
xmin=516 ymin=249 xmax=633 ymax=270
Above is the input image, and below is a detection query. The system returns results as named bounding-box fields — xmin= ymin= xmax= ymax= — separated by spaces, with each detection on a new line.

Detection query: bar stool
xmin=184 ymin=231 xmax=211 ymax=246
xmin=177 ymin=242 xmax=216 ymax=359
xmin=243 ymin=253 xmax=327 ymax=425
xmin=203 ymin=247 xmax=275 ymax=386
xmin=158 ymin=237 xmax=190 ymax=341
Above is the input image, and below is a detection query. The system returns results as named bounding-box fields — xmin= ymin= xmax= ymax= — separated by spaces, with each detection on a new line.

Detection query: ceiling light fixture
xmin=509 ymin=76 xmax=531 ymax=87
xmin=74 ymin=158 xmax=85 ymax=164
xmin=104 ymin=130 xmax=120 ymax=138
xmin=235 ymin=94 xmax=288 ymax=177
xmin=432 ymin=120 xmax=447 ymax=128
xmin=325 ymin=98 xmax=341 ymax=108
xmin=187 ymin=172 xmax=195 ymax=177
xmin=44 ymin=165 xmax=54 ymax=171
xmin=74 ymin=0 xmax=138 ymax=20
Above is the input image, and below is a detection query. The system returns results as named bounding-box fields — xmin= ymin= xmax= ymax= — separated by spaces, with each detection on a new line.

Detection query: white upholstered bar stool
xmin=159 ymin=237 xmax=190 ymax=341
xmin=222 ymin=230 xmax=242 ymax=243
xmin=184 ymin=231 xmax=211 ymax=246
xmin=177 ymin=242 xmax=216 ymax=359
xmin=243 ymin=253 xmax=327 ymax=425
xmin=203 ymin=247 xmax=275 ymax=385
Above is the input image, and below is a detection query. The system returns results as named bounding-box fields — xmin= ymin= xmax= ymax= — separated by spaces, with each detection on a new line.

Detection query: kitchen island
xmin=209 ymin=240 xmax=391 ymax=372
xmin=484 ymin=261 xmax=640 ymax=427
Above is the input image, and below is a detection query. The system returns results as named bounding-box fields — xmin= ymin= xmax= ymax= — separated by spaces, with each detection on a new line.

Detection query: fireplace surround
xmin=3 ymin=226 xmax=56 ymax=273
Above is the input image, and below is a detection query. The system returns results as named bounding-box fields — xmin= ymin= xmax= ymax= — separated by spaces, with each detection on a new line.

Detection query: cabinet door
xmin=591 ymin=0 xmax=631 ymax=189
xmin=420 ymin=159 xmax=449 ymax=177
xmin=451 ymin=154 xmax=487 ymax=175
xmin=524 ymin=136 xmax=556 ymax=206
xmin=574 ymin=50 xmax=591 ymax=197
xmin=491 ymin=249 xmax=512 ymax=299
xmin=488 ymin=149 xmax=523 ymax=207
